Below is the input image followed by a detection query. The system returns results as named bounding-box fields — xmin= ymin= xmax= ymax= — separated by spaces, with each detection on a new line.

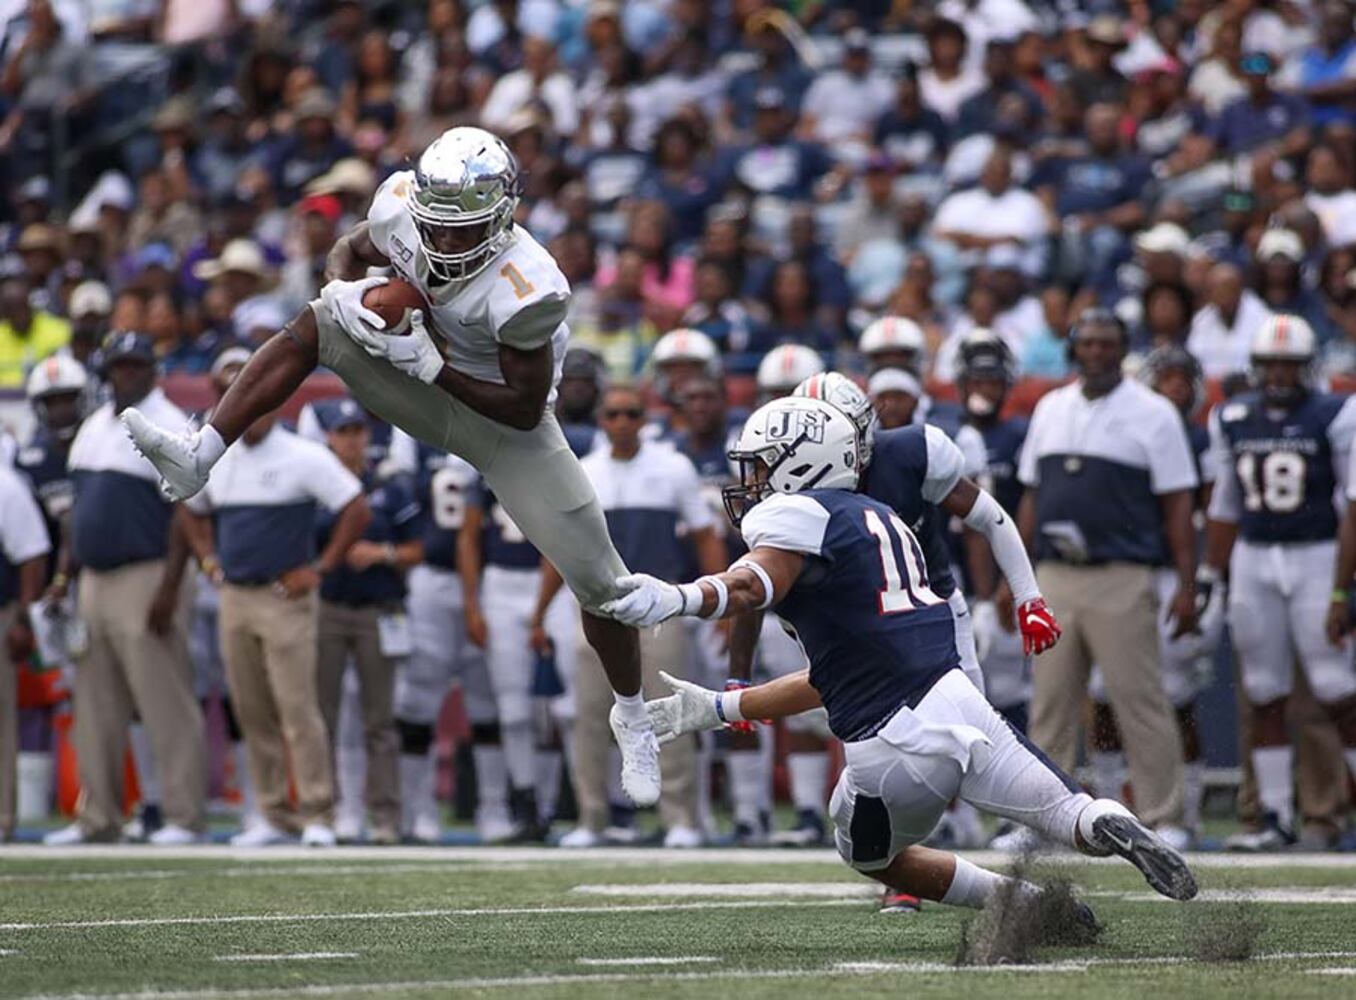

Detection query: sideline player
xmin=604 ymin=396 xmax=1198 ymax=910
xmin=1207 ymin=315 xmax=1356 ymax=849
xmin=119 ymin=127 xmax=662 ymax=803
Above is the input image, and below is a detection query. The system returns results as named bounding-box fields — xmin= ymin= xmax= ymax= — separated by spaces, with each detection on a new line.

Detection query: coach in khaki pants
xmin=1015 ymin=311 xmax=1198 ymax=835
xmin=0 ymin=465 xmax=51 ymax=841
xmin=183 ymin=407 xmax=369 ymax=847
xmin=534 ymin=384 xmax=727 ymax=847
xmin=45 ymin=334 xmax=205 ymax=846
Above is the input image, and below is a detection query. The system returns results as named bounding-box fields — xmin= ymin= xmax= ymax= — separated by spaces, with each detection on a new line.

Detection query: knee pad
xmin=471 ymin=721 xmax=502 ymax=746
xmin=397 ymin=719 xmax=434 ymax=756
xmin=1302 ymin=657 xmax=1356 ymax=706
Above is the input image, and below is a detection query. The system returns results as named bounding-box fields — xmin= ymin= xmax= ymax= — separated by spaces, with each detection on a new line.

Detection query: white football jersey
xmin=367 ymin=170 xmax=572 ymax=396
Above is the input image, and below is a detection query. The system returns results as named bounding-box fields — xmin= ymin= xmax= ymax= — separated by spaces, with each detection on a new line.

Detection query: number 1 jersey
xmin=741 ymin=489 xmax=959 ymax=743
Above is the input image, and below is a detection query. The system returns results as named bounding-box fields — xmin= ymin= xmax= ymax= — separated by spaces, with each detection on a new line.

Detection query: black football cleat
xmin=1092 ymin=813 xmax=1198 ymax=901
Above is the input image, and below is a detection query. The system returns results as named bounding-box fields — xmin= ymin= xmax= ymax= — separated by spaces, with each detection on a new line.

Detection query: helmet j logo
xmin=767 ymin=408 xmax=826 ymax=444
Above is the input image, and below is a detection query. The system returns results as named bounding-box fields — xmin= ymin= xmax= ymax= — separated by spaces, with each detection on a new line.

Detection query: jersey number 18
xmin=1237 ymin=451 xmax=1306 ymax=514
xmin=863 ymin=509 xmax=945 ymax=615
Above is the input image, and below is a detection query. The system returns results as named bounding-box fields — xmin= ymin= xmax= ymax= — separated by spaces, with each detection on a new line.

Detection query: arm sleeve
xmin=495 ymin=293 xmax=569 ymax=352
xmin=673 ymin=455 xmax=716 ymax=532
xmin=741 ymin=494 xmax=831 ymax=557
xmin=305 ymin=444 xmax=365 ymax=513
xmin=920 ymin=425 xmax=967 ymax=503
xmin=955 ymin=425 xmax=988 ymax=479
xmin=1206 ymin=408 xmax=1242 ymax=522
xmin=962 ymin=488 xmax=1040 ymax=605
xmin=1147 ymin=402 xmax=1200 ymax=495
xmin=0 ymin=477 xmax=50 ymax=565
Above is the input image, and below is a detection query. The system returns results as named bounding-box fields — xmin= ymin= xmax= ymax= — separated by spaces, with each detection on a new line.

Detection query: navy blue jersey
xmin=860 ymin=426 xmax=963 ymax=598
xmin=562 ymin=421 xmax=599 ymax=458
xmin=318 ymin=474 xmax=421 ymax=606
xmin=743 ymin=489 xmax=959 ymax=742
xmin=1216 ymin=390 xmax=1352 ymax=544
xmin=414 ymin=444 xmax=477 ymax=571
xmin=976 ymin=417 xmax=1029 ymax=516
xmin=473 ymin=479 xmax=540 ymax=570
xmin=16 ymin=428 xmax=72 ymax=579
xmin=920 ymin=398 xmax=968 ymax=444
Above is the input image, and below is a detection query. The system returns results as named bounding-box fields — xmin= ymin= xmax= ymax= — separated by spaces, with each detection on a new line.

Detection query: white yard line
xmin=23 ymin=952 xmax=1356 ymax=1000
xmin=1090 ymin=887 xmax=1356 ymax=904
xmin=1310 ymin=968 xmax=1356 ymax=976
xmin=575 ymin=956 xmax=720 ymax=966
xmin=213 ymin=954 xmax=357 ymax=963
xmin=0 ymin=898 xmax=864 ymax=933
xmin=572 ymin=882 xmax=874 ymax=898
xmin=4 ymin=844 xmax=1356 ymax=868
xmin=0 ymin=863 xmax=538 ymax=885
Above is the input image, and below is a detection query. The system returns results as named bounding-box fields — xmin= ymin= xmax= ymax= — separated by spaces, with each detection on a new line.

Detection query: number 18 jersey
xmin=1210 ymin=390 xmax=1356 ymax=544
xmin=741 ymin=489 xmax=959 ymax=743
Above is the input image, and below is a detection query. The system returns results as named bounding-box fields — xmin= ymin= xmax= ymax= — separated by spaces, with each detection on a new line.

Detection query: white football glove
xmin=320 ymin=275 xmax=388 ymax=348
xmin=367 ymin=309 xmax=445 ymax=384
xmin=645 ymin=670 xmax=724 ymax=744
xmin=970 ymin=599 xmax=998 ymax=662
xmin=601 ymin=572 xmax=685 ymax=627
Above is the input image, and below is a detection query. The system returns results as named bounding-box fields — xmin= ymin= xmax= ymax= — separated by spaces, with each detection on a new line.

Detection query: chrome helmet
xmin=411 ymin=127 xmax=521 ymax=282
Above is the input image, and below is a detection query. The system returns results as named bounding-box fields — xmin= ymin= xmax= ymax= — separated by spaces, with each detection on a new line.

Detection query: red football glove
xmin=1017 ymin=598 xmax=1062 ymax=656
xmin=723 ymin=679 xmax=756 ymax=733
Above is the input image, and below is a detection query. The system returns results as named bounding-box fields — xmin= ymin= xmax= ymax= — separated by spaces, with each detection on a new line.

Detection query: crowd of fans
xmin=1 ymin=0 xmax=1356 ymax=847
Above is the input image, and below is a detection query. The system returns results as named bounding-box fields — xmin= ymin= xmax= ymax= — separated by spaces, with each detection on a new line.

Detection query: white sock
xmin=129 ymin=723 xmax=161 ymax=807
xmin=536 ymin=749 xmax=562 ymax=823
xmin=399 ymin=751 xmax=435 ymax=834
xmin=1075 ymin=797 xmax=1133 ymax=855
xmin=473 ymin=744 xmax=509 ymax=819
xmin=727 ymin=750 xmax=771 ymax=826
xmin=941 ymin=856 xmax=1038 ymax=909
xmin=1251 ymin=746 xmax=1295 ymax=829
xmin=612 ymin=690 xmax=647 ymax=726
xmin=1182 ymin=759 xmax=1204 ymax=834
xmin=788 ymin=752 xmax=829 ymax=813
xmin=1089 ymin=750 xmax=1127 ymax=803
xmin=500 ymin=721 xmax=536 ymax=791
xmin=233 ymin=742 xmax=258 ymax=827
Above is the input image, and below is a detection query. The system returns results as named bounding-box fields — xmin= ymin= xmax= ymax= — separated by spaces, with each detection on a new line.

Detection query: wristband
xmin=731 ymin=560 xmax=775 ymax=610
xmin=50 ymin=572 xmax=68 ymax=590
xmin=677 ymin=582 xmax=704 ymax=616
xmin=1333 ymin=588 xmax=1350 ymax=603
xmin=715 ymin=688 xmax=745 ymax=724
xmin=696 ymin=576 xmax=728 ymax=619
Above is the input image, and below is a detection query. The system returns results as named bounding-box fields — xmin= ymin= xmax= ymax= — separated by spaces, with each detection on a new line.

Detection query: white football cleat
xmin=229 ymin=820 xmax=291 ymax=847
xmin=301 ymin=823 xmax=338 ymax=847
xmin=662 ymin=825 xmax=704 ymax=849
xmin=43 ymin=822 xmax=90 ymax=846
xmin=608 ymin=705 xmax=661 ymax=807
xmin=148 ymin=824 xmax=205 ymax=846
xmin=557 ymin=826 xmax=605 ymax=848
xmin=119 ymin=408 xmax=213 ymax=501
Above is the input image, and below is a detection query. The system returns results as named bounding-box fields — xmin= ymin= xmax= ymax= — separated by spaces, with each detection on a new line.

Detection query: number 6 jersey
xmin=741 ymin=489 xmax=959 ymax=743
xmin=1209 ymin=388 xmax=1356 ymax=543
xmin=367 ymin=170 xmax=572 ymax=397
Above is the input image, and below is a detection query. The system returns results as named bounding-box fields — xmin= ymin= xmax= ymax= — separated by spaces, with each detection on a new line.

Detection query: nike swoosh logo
xmin=1101 ymin=829 xmax=1133 ymax=852
xmin=996 ymin=513 xmax=1005 ymax=524
xmin=1023 ymin=614 xmax=1044 ymax=627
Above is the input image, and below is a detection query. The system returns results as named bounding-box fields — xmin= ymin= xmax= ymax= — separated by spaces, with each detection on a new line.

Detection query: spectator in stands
xmin=919 ymin=18 xmax=984 ymax=124
xmin=1212 ymin=50 xmax=1311 ymax=162
xmin=1018 ymin=309 xmax=1196 ymax=844
xmin=725 ymin=16 xmax=811 ymax=134
xmin=481 ymin=36 xmax=578 ymax=137
xmin=730 ymin=87 xmax=834 ymax=204
xmin=128 ymin=169 xmax=203 ymax=258
xmin=1283 ymin=1 xmax=1356 ymax=129
xmin=45 ymin=333 xmax=205 ymax=846
xmin=16 ymin=223 xmax=60 ymax=308
xmin=269 ymin=89 xmax=353 ymax=203
xmin=874 ymin=67 xmax=949 ymax=173
xmin=0 ymin=272 xmax=68 ymax=388
xmin=1070 ymin=16 xmax=1131 ymax=106
xmin=834 ymin=153 xmax=906 ymax=263
xmin=636 ymin=118 xmax=722 ymax=248
xmin=314 ymin=399 xmax=421 ymax=846
xmin=551 ymin=382 xmax=723 ymax=848
xmin=932 ymin=148 xmax=1050 ymax=276
xmin=195 ymin=89 xmax=262 ymax=206
xmin=1304 ymin=143 xmax=1356 ymax=250
xmin=681 ymin=258 xmax=757 ymax=357
xmin=754 ymin=259 xmax=837 ymax=356
xmin=0 ymin=461 xmax=50 ymax=843
xmin=798 ymin=28 xmax=891 ymax=153
xmin=956 ymin=38 xmax=1043 ymax=139
xmin=1188 ymin=16 xmax=1247 ymax=114
xmin=1254 ymin=228 xmax=1333 ymax=342
xmin=181 ymin=398 xmax=370 ymax=848
xmin=1188 ymin=261 xmax=1273 ymax=377
xmin=66 ymin=280 xmax=111 ymax=364
xmin=279 ymin=195 xmax=342 ymax=311
xmin=1139 ymin=281 xmax=1196 ymax=352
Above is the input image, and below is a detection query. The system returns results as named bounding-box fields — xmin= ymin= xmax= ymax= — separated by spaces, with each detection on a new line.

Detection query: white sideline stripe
xmin=575 ymin=956 xmax=720 ymax=966
xmin=23 ymin=953 xmax=1356 ymax=1000
xmin=0 ymin=898 xmax=864 ymax=932
xmin=0 ymin=948 xmax=18 ymax=956
xmin=5 ymin=844 xmax=1356 ymax=868
xmin=1310 ymin=968 xmax=1356 ymax=976
xmin=0 ymin=863 xmax=538 ymax=885
xmin=213 ymin=954 xmax=357 ymax=963
xmin=1090 ymin=888 xmax=1356 ymax=904
xmin=837 ymin=951 xmax=1356 ymax=974
xmin=572 ymin=882 xmax=874 ymax=898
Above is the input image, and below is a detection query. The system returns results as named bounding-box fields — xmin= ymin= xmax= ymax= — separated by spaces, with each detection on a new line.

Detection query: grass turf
xmin=2 ymin=849 xmax=1356 ymax=998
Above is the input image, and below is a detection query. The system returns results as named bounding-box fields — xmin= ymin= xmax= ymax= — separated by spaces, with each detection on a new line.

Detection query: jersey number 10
xmin=863 ymin=509 xmax=944 ymax=615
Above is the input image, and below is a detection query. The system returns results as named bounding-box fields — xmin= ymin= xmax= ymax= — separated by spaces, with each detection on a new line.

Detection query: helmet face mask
xmin=411 ymin=127 xmax=521 ymax=283
xmin=1248 ymin=314 xmax=1315 ymax=406
xmin=34 ymin=389 xmax=85 ymax=441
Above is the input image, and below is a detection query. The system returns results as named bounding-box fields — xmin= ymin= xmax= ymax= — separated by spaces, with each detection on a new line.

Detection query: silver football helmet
xmin=793 ymin=371 xmax=876 ymax=468
xmin=411 ymin=127 xmax=521 ymax=282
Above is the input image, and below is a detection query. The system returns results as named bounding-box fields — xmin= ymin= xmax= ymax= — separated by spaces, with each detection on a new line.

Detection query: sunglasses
xmin=603 ymin=407 xmax=645 ymax=420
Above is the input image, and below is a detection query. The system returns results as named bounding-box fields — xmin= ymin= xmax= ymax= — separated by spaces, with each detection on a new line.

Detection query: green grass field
xmin=2 ymin=846 xmax=1356 ymax=999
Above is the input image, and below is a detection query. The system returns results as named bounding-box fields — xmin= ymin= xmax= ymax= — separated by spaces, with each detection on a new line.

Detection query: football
xmin=362 ymin=277 xmax=426 ymax=335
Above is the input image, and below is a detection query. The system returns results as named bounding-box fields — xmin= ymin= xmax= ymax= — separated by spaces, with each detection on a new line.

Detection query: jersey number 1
xmin=864 ymin=509 xmax=943 ymax=615
xmin=500 ymin=263 xmax=535 ymax=300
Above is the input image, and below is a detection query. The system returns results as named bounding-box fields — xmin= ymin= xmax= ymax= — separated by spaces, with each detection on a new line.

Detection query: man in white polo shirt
xmin=181 ymin=405 xmax=371 ymax=847
xmin=0 ymin=463 xmax=50 ymax=842
xmin=1017 ymin=309 xmax=1200 ymax=844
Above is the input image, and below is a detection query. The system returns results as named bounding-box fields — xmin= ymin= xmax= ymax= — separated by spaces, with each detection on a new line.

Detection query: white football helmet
xmin=1250 ymin=313 xmax=1316 ymax=404
xmin=411 ymin=126 xmax=521 ymax=282
xmin=793 ymin=371 xmax=876 ymax=467
xmin=756 ymin=345 xmax=825 ymax=400
xmin=723 ymin=396 xmax=859 ymax=525
xmin=859 ymin=315 xmax=927 ymax=374
xmin=652 ymin=328 xmax=721 ymax=399
xmin=26 ymin=353 xmax=90 ymax=441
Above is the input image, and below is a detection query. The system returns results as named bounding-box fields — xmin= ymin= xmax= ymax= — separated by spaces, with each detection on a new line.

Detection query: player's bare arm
xmin=1328 ymin=499 xmax=1356 ymax=644
xmin=1161 ymin=488 xmax=1200 ymax=638
xmin=432 ymin=338 xmax=554 ymax=432
xmin=325 ymin=221 xmax=391 ymax=281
